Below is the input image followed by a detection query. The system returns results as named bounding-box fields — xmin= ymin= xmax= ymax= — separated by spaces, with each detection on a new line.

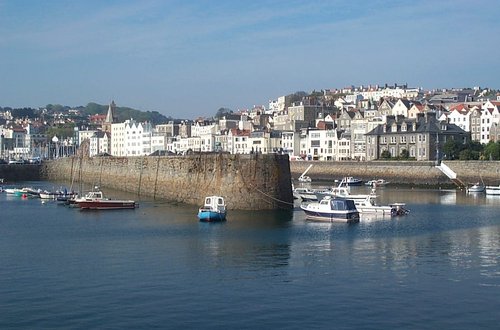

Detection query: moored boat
xmin=198 ymin=196 xmax=227 ymax=221
xmin=467 ymin=182 xmax=485 ymax=193
xmin=298 ymin=164 xmax=313 ymax=183
xmin=315 ymin=178 xmax=374 ymax=202
xmin=4 ymin=188 xmax=21 ymax=195
xmin=342 ymin=176 xmax=363 ymax=186
xmin=485 ymin=185 xmax=500 ymax=195
xmin=365 ymin=179 xmax=389 ymax=187
xmin=293 ymin=187 xmax=318 ymax=201
xmin=300 ymin=196 xmax=360 ymax=223
xmin=354 ymin=196 xmax=409 ymax=216
xmin=75 ymin=188 xmax=138 ymax=210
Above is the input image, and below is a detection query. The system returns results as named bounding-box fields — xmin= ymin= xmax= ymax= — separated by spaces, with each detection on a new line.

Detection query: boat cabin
xmin=203 ymin=196 xmax=225 ymax=211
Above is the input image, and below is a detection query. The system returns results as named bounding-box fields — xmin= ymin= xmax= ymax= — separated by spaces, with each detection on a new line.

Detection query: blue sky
xmin=1 ymin=0 xmax=499 ymax=118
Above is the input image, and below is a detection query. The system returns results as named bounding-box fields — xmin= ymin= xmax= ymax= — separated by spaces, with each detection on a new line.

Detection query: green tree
xmin=400 ymin=149 xmax=409 ymax=160
xmin=483 ymin=141 xmax=500 ymax=160
xmin=381 ymin=150 xmax=391 ymax=159
xmin=443 ymin=139 xmax=462 ymax=160
xmin=459 ymin=149 xmax=480 ymax=160
xmin=215 ymin=107 xmax=233 ymax=119
xmin=45 ymin=123 xmax=76 ymax=139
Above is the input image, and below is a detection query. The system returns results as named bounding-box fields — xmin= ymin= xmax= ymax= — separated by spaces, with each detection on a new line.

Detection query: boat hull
xmin=485 ymin=186 xmax=500 ymax=195
xmin=198 ymin=210 xmax=226 ymax=222
xmin=301 ymin=208 xmax=359 ymax=223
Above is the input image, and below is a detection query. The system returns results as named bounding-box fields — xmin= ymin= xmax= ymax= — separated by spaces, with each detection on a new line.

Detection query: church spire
xmin=102 ymin=100 xmax=117 ymax=133
xmin=105 ymin=100 xmax=117 ymax=124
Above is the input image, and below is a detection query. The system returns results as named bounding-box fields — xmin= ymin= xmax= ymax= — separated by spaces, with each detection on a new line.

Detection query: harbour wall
xmin=40 ymin=154 xmax=294 ymax=210
xmin=0 ymin=164 xmax=41 ymax=182
xmin=290 ymin=160 xmax=500 ymax=186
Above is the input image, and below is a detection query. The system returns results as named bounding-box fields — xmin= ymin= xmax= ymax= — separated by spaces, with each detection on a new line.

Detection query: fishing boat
xmin=300 ymin=196 xmax=360 ymax=223
xmin=75 ymin=187 xmax=138 ymax=210
xmin=485 ymin=185 xmax=500 ymax=195
xmin=198 ymin=196 xmax=227 ymax=221
xmin=39 ymin=188 xmax=76 ymax=200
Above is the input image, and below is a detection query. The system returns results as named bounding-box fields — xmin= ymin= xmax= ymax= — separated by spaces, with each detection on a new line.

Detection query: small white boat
xmin=298 ymin=164 xmax=313 ymax=183
xmin=365 ymin=179 xmax=389 ymax=187
xmin=467 ymin=182 xmax=485 ymax=193
xmin=4 ymin=188 xmax=20 ymax=195
xmin=300 ymin=196 xmax=360 ymax=223
xmin=341 ymin=176 xmax=363 ymax=186
xmin=293 ymin=187 xmax=318 ymax=201
xmin=315 ymin=178 xmax=374 ymax=203
xmin=198 ymin=196 xmax=227 ymax=221
xmin=354 ymin=196 xmax=409 ymax=216
xmin=485 ymin=185 xmax=500 ymax=195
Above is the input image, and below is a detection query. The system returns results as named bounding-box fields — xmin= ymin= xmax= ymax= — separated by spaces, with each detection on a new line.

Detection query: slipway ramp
xmin=436 ymin=161 xmax=466 ymax=188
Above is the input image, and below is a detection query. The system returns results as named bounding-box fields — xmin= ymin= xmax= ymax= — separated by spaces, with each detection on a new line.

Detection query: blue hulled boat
xmin=198 ymin=196 xmax=227 ymax=222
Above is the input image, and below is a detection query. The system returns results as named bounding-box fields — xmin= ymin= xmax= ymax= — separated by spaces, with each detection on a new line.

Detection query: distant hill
xmin=78 ymin=103 xmax=174 ymax=126
xmin=46 ymin=102 xmax=174 ymax=126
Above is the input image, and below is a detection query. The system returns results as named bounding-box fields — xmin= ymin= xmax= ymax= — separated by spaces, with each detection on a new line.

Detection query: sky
xmin=1 ymin=0 xmax=499 ymax=119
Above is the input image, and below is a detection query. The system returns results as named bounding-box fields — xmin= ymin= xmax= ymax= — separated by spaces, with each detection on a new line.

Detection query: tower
xmin=102 ymin=100 xmax=117 ymax=133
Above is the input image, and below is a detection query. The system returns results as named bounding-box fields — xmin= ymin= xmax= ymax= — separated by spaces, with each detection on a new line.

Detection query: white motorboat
xmin=298 ymin=164 xmax=313 ymax=183
xmin=467 ymin=182 xmax=485 ymax=193
xmin=354 ymin=196 xmax=409 ymax=216
xmin=485 ymin=185 xmax=500 ymax=195
xmin=293 ymin=187 xmax=318 ymax=201
xmin=315 ymin=178 xmax=374 ymax=203
xmin=342 ymin=176 xmax=363 ymax=186
xmin=300 ymin=196 xmax=359 ymax=223
xmin=365 ymin=179 xmax=389 ymax=187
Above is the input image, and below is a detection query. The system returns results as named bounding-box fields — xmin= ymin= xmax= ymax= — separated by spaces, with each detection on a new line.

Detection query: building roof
xmin=366 ymin=113 xmax=467 ymax=136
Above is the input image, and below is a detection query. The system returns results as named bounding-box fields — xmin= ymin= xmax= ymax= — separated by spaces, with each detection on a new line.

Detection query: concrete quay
xmin=290 ymin=160 xmax=500 ymax=187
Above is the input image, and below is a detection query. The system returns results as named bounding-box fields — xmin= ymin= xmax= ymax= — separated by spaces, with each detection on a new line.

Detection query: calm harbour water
xmin=1 ymin=181 xmax=499 ymax=329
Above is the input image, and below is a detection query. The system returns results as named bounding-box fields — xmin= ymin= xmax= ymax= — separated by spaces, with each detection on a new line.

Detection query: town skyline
xmin=1 ymin=1 xmax=499 ymax=118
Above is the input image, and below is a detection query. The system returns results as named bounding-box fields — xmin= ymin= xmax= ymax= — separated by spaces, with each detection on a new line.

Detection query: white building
xmin=480 ymin=100 xmax=500 ymax=144
xmin=111 ymin=119 xmax=152 ymax=156
xmin=300 ymin=128 xmax=351 ymax=161
xmin=89 ymin=131 xmax=111 ymax=157
xmin=78 ymin=129 xmax=97 ymax=146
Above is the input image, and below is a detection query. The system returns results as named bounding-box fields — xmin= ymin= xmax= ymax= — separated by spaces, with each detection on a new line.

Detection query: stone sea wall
xmin=40 ymin=154 xmax=294 ymax=210
xmin=290 ymin=160 xmax=500 ymax=186
xmin=0 ymin=164 xmax=41 ymax=182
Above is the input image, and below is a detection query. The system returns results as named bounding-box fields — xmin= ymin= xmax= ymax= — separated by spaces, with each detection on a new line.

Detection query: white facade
xmin=281 ymin=131 xmax=300 ymax=157
xmin=191 ymin=122 xmax=219 ymax=137
xmin=151 ymin=134 xmax=166 ymax=153
xmin=360 ymin=86 xmax=420 ymax=100
xmin=78 ymin=129 xmax=97 ymax=146
xmin=111 ymin=119 xmax=152 ymax=156
xmin=89 ymin=132 xmax=110 ymax=157
xmin=447 ymin=109 xmax=470 ymax=132
xmin=300 ymin=129 xmax=351 ymax=161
